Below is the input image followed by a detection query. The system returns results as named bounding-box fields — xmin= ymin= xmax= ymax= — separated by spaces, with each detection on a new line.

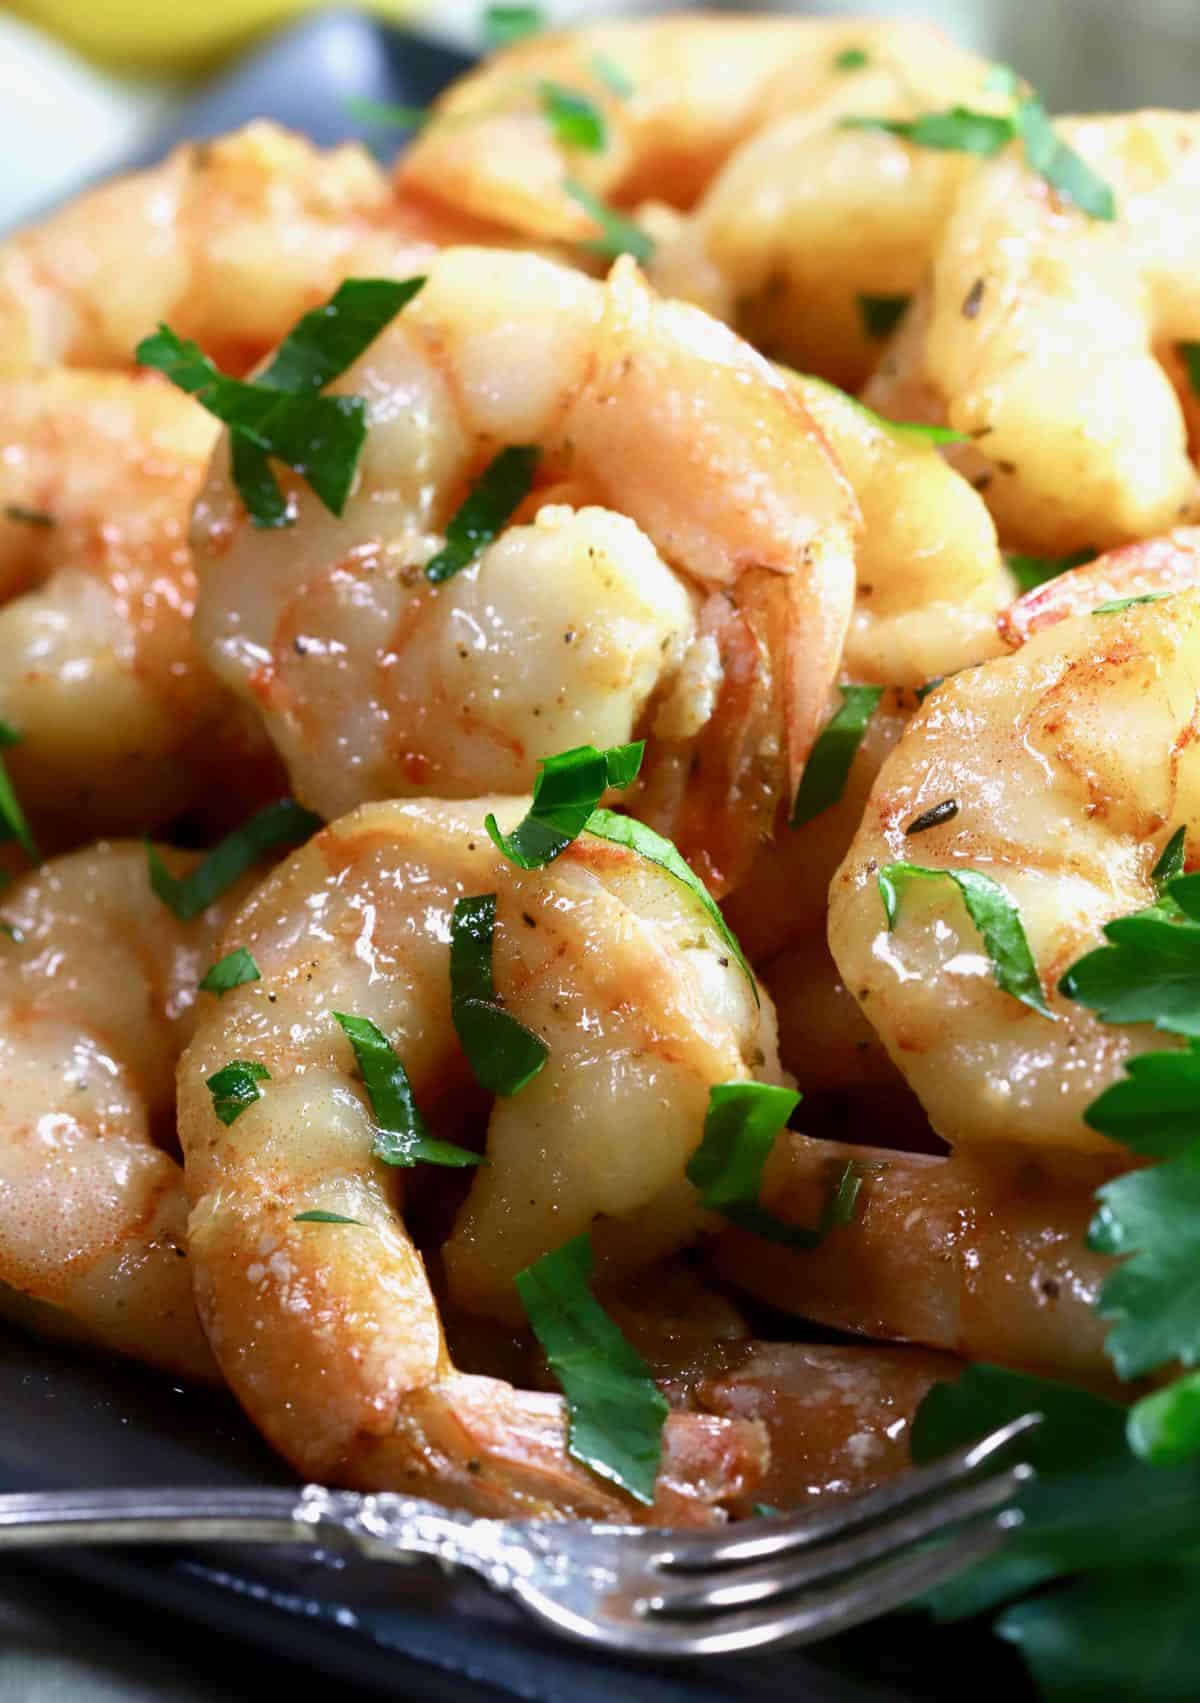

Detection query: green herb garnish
xmin=450 ymin=894 xmax=549 ymax=1096
xmin=1005 ymin=548 xmax=1092 ymax=593
xmin=206 ymin=1060 xmax=269 ymax=1126
xmin=482 ymin=3 xmax=543 ymax=49
xmin=799 ymin=373 xmax=967 ymax=445
xmin=1017 ymin=99 xmax=1116 ymax=221
xmin=1154 ymin=826 xmax=1188 ymax=891
xmin=137 ymin=277 xmax=423 ymax=527
xmin=293 ymin=1210 xmax=363 ymax=1225
xmin=1180 ymin=342 xmax=1200 ymax=397
xmin=0 ymin=721 xmax=37 ymax=862
xmin=539 ymin=82 xmax=606 ymax=151
xmin=425 ymin=446 xmax=540 ymax=583
xmin=1088 ymin=1151 xmax=1200 ymax=1380
xmin=842 ymin=107 xmax=1017 ymax=155
xmin=879 ymin=863 xmax=1052 ymax=1016
xmin=834 ymin=46 xmax=870 ymax=72
xmin=333 ymin=1011 xmax=482 ymax=1168
xmin=1092 ymin=593 xmax=1170 ymax=615
xmin=790 ymin=684 xmax=882 ymax=828
xmin=589 ymin=53 xmax=634 ymax=99
xmin=1059 ymin=871 xmax=1200 ymax=1036
xmin=199 ymin=947 xmax=261 ymax=997
xmin=148 ymin=799 xmax=320 ymax=921
xmin=563 ymin=179 xmax=655 ymax=263
xmin=1128 ymin=1370 xmax=1200 ymax=1467
xmin=857 ymin=293 xmax=911 ymax=339
xmin=484 ymin=741 xmax=643 ymax=869
xmin=687 ymin=1081 xmax=861 ymax=1250
xmin=515 ymin=1232 xmax=668 ymax=1504
xmin=3 ymin=506 xmax=54 ymax=528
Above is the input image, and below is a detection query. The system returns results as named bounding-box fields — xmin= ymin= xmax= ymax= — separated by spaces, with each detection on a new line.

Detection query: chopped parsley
xmin=789 ymin=684 xmax=883 ymax=828
xmin=515 ymin=1232 xmax=668 ymax=1504
xmin=538 ymin=81 xmax=606 ymax=151
xmin=424 ymin=445 xmax=540 ymax=583
xmin=802 ymin=374 xmax=966 ymax=445
xmin=450 ymin=894 xmax=549 ymax=1097
xmin=334 ymin=1011 xmax=482 ymax=1169
xmin=293 ymin=1210 xmax=363 ymax=1225
xmin=589 ymin=53 xmax=634 ymax=100
xmin=563 ymin=179 xmax=655 ymax=263
xmin=199 ymin=947 xmax=261 ymax=997
xmin=857 ymin=293 xmax=911 ymax=339
xmin=137 ymin=277 xmax=424 ymax=527
xmin=482 ymin=3 xmax=543 ymax=49
xmin=3 ymin=506 xmax=54 ymax=528
xmin=1180 ymin=341 xmax=1200 ymax=397
xmin=1154 ymin=827 xmax=1188 ymax=891
xmin=206 ymin=1060 xmax=269 ymax=1126
xmin=148 ymin=799 xmax=320 ymax=921
xmin=841 ymin=92 xmax=1116 ymax=221
xmin=879 ymin=863 xmax=1052 ymax=1017
xmin=1092 ymin=593 xmax=1170 ymax=615
xmin=0 ymin=721 xmax=37 ymax=862
xmin=1005 ymin=548 xmax=1093 ymax=593
xmin=484 ymin=741 xmax=643 ymax=869
xmin=686 ymin=1082 xmax=861 ymax=1250
xmin=834 ymin=46 xmax=870 ymax=72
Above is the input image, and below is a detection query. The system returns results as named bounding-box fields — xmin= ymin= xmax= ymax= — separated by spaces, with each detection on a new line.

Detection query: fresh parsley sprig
xmin=425 ymin=446 xmax=540 ymax=582
xmin=206 ymin=1060 xmax=269 ymax=1126
xmin=148 ymin=799 xmax=321 ymax=921
xmin=789 ymin=684 xmax=882 ymax=828
xmin=879 ymin=863 xmax=1053 ymax=1016
xmin=484 ymin=741 xmax=643 ymax=868
xmin=199 ymin=947 xmax=261 ymax=997
xmin=450 ymin=894 xmax=549 ymax=1097
xmin=334 ymin=1011 xmax=482 ymax=1169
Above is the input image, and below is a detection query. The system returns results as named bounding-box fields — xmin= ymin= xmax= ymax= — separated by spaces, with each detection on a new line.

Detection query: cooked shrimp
xmin=828 ymin=591 xmax=1200 ymax=1160
xmin=176 ymin=795 xmax=783 ymax=1516
xmin=0 ymin=122 xmax=470 ymax=379
xmin=708 ymin=1134 xmax=1114 ymax=1387
xmin=396 ymin=15 xmax=984 ymax=262
xmin=0 ymin=840 xmax=263 ymax=1381
xmin=0 ymin=368 xmax=282 ymax=843
xmin=863 ymin=114 xmax=1200 ymax=555
xmin=191 ymin=246 xmax=857 ymax=890
xmin=1001 ymin=527 xmax=1200 ymax=646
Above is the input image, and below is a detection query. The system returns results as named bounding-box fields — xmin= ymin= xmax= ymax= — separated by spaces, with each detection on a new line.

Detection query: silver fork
xmin=0 ymin=1412 xmax=1037 ymax=1658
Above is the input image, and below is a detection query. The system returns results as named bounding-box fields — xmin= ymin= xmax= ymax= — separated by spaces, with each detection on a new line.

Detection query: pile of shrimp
xmin=0 ymin=10 xmax=1195 ymax=1524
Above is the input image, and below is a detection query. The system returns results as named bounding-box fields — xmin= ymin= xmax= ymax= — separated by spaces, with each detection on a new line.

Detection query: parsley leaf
xmin=584 ymin=808 xmax=758 ymax=1003
xmin=798 ymin=373 xmax=967 ymax=444
xmin=687 ymin=1081 xmax=862 ymax=1250
xmin=148 ymin=799 xmax=320 ymax=921
xmin=450 ymin=894 xmax=549 ymax=1097
xmin=484 ymin=741 xmax=643 ymax=868
xmin=1180 ymin=341 xmax=1200 ymax=398
xmin=1005 ymin=548 xmax=1093 ymax=593
xmin=1154 ymin=826 xmax=1188 ymax=891
xmin=3 ymin=506 xmax=54 ymax=528
xmin=538 ymin=82 xmax=606 ymax=152
xmin=482 ymin=3 xmax=543 ymax=49
xmin=1016 ymin=98 xmax=1116 ymax=221
xmin=1093 ymin=593 xmax=1171 ymax=614
xmin=841 ymin=107 xmax=1015 ymax=155
xmin=515 ymin=1232 xmax=668 ymax=1504
xmin=207 ymin=1060 xmax=269 ymax=1126
xmin=879 ymin=863 xmax=1052 ymax=1017
xmin=834 ymin=46 xmax=869 ymax=72
xmin=856 ymin=293 xmax=910 ymax=339
xmin=1088 ymin=1150 xmax=1200 ymax=1379
xmin=198 ymin=947 xmax=261 ymax=997
xmin=1083 ymin=1040 xmax=1200 ymax=1158
xmin=333 ymin=1011 xmax=482 ymax=1169
xmin=137 ymin=278 xmax=422 ymax=526
xmin=0 ymin=720 xmax=37 ymax=862
xmin=563 ymin=179 xmax=654 ymax=263
xmin=424 ymin=445 xmax=540 ymax=583
xmin=789 ymin=684 xmax=882 ymax=828
xmin=293 ymin=1210 xmax=363 ymax=1225
xmin=1128 ymin=1369 xmax=1200 ymax=1467
xmin=1059 ymin=873 xmax=1200 ymax=1037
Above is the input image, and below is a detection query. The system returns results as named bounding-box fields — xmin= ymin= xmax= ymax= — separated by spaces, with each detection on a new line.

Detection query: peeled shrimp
xmin=0 ymin=122 xmax=466 ymax=379
xmin=709 ymin=1134 xmax=1114 ymax=1388
xmin=828 ymin=591 xmax=1200 ymax=1160
xmin=863 ymin=113 xmax=1200 ymax=555
xmin=176 ymin=795 xmax=783 ymax=1517
xmin=0 ymin=368 xmax=280 ymax=843
xmin=190 ymin=246 xmax=857 ymax=892
xmin=0 ymin=840 xmax=262 ymax=1380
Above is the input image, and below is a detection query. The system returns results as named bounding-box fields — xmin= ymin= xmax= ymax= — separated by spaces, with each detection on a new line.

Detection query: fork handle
xmin=0 ymin=1485 xmax=476 ymax=1561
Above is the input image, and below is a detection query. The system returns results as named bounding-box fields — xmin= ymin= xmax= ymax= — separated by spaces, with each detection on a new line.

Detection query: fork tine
xmin=632 ymin=1513 xmax=1020 ymax=1657
xmin=646 ymin=1463 xmax=1032 ymax=1613
xmin=655 ymin=1410 xmax=1042 ymax=1569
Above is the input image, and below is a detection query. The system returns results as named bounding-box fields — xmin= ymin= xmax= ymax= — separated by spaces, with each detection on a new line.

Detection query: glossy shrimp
xmin=0 ymin=122 xmax=469 ymax=379
xmin=176 ymin=796 xmax=785 ymax=1518
xmin=1000 ymin=526 xmax=1200 ymax=646
xmin=0 ymin=840 xmax=261 ymax=1380
xmin=863 ymin=113 xmax=1200 ymax=555
xmin=190 ymin=246 xmax=857 ymax=894
xmin=828 ymin=591 xmax=1200 ymax=1160
xmin=708 ymin=1134 xmax=1114 ymax=1387
xmin=0 ymin=368 xmax=280 ymax=844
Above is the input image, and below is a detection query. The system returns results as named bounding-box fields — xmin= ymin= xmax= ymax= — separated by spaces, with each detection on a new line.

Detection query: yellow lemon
xmin=11 ymin=0 xmax=422 ymax=74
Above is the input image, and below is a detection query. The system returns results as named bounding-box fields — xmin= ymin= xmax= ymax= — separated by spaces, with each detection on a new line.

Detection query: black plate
xmin=0 ymin=13 xmax=1032 ymax=1698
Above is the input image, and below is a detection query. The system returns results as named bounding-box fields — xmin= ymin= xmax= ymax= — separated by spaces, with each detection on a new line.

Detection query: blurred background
xmin=3 ymin=0 xmax=1199 ymax=229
